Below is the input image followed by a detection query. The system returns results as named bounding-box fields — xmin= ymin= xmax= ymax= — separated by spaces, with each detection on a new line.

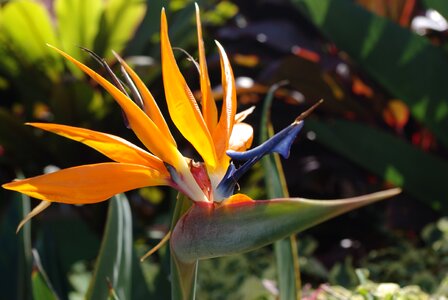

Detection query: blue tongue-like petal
xmin=227 ymin=121 xmax=304 ymax=160
xmin=216 ymin=120 xmax=304 ymax=200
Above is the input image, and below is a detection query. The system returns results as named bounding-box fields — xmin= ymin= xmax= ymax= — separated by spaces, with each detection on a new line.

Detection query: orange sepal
xmin=195 ymin=4 xmax=218 ymax=132
xmin=160 ymin=10 xmax=217 ymax=168
xmin=212 ymin=41 xmax=237 ymax=166
xmin=27 ymin=122 xmax=167 ymax=173
xmin=2 ymin=163 xmax=170 ymax=204
xmin=113 ymin=52 xmax=177 ymax=146
xmin=48 ymin=44 xmax=183 ymax=169
xmin=222 ymin=193 xmax=255 ymax=206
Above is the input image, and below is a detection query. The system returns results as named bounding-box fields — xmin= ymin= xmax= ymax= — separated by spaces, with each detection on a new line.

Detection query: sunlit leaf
xmin=55 ymin=0 xmax=102 ymax=74
xmin=0 ymin=0 xmax=62 ymax=79
xmin=125 ymin=0 xmax=166 ymax=55
xmin=93 ymin=0 xmax=146 ymax=58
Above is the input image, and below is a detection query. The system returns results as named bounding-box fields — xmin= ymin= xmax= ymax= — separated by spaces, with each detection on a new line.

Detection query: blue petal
xmin=227 ymin=121 xmax=304 ymax=160
xmin=215 ymin=163 xmax=237 ymax=199
xmin=215 ymin=120 xmax=304 ymax=200
xmin=164 ymin=163 xmax=181 ymax=184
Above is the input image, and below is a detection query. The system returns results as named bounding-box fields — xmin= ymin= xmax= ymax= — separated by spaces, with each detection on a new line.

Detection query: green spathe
xmin=171 ymin=188 xmax=401 ymax=263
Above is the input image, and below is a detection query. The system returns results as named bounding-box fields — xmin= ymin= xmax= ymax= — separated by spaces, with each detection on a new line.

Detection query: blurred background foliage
xmin=0 ymin=0 xmax=447 ymax=299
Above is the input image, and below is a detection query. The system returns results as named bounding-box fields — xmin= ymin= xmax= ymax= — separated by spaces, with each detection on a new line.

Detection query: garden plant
xmin=0 ymin=0 xmax=446 ymax=299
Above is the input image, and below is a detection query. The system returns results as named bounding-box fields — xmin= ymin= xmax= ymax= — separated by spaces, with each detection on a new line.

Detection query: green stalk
xmin=170 ymin=193 xmax=196 ymax=300
xmin=18 ymin=193 xmax=33 ymax=300
xmin=260 ymin=82 xmax=302 ymax=299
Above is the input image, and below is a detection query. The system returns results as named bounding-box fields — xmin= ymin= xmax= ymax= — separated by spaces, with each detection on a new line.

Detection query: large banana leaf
xmin=126 ymin=0 xmax=166 ymax=55
xmin=93 ymin=0 xmax=146 ymax=58
xmin=0 ymin=0 xmax=63 ymax=80
xmin=292 ymin=0 xmax=448 ymax=149
xmin=306 ymin=119 xmax=448 ymax=212
xmin=86 ymin=194 xmax=133 ymax=300
xmin=54 ymin=0 xmax=102 ymax=75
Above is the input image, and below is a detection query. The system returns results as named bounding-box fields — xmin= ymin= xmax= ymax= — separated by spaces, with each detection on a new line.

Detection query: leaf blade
xmin=306 ymin=119 xmax=448 ymax=211
xmin=93 ymin=0 xmax=146 ymax=58
xmin=293 ymin=0 xmax=448 ymax=148
xmin=31 ymin=250 xmax=59 ymax=300
xmin=0 ymin=0 xmax=62 ymax=79
xmin=260 ymin=83 xmax=300 ymax=300
xmin=86 ymin=194 xmax=133 ymax=300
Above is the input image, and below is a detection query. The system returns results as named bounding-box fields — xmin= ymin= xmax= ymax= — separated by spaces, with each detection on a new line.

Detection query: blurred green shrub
xmin=0 ymin=0 xmax=146 ymax=170
xmin=326 ymin=217 xmax=448 ymax=297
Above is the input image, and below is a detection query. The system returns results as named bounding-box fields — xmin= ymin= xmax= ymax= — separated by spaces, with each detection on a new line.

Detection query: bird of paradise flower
xmin=3 ymin=5 xmax=400 ymax=300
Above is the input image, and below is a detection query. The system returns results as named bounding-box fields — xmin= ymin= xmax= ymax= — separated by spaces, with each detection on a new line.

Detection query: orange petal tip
xmin=222 ymin=194 xmax=254 ymax=206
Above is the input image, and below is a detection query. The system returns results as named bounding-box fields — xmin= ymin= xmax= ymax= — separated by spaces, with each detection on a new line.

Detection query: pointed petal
xmin=228 ymin=123 xmax=253 ymax=152
xmin=171 ymin=188 xmax=401 ymax=262
xmin=235 ymin=106 xmax=255 ymax=123
xmin=112 ymin=52 xmax=177 ymax=146
xmin=212 ymin=41 xmax=237 ymax=165
xmin=216 ymin=120 xmax=304 ymax=200
xmin=160 ymin=10 xmax=217 ymax=168
xmin=2 ymin=163 xmax=170 ymax=204
xmin=27 ymin=123 xmax=167 ymax=172
xmin=47 ymin=45 xmax=183 ymax=169
xmin=16 ymin=201 xmax=51 ymax=233
xmin=140 ymin=231 xmax=171 ymax=262
xmin=227 ymin=120 xmax=304 ymax=161
xmin=195 ymin=4 xmax=218 ymax=132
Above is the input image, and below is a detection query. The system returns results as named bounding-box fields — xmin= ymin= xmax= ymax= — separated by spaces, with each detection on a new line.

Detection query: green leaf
xmin=31 ymin=250 xmax=59 ymax=300
xmin=292 ymin=0 xmax=448 ymax=148
xmin=0 ymin=189 xmax=32 ymax=300
xmin=306 ymin=119 xmax=448 ymax=211
xmin=171 ymin=188 xmax=400 ymax=263
xmin=0 ymin=0 xmax=62 ymax=79
xmin=54 ymin=0 xmax=102 ymax=74
xmin=35 ymin=217 xmax=101 ymax=299
xmin=106 ymin=280 xmax=120 ymax=300
xmin=260 ymin=82 xmax=301 ymax=300
xmin=86 ymin=194 xmax=133 ymax=300
xmin=130 ymin=248 xmax=153 ymax=300
xmin=18 ymin=192 xmax=33 ymax=300
xmin=126 ymin=0 xmax=166 ymax=55
xmin=93 ymin=0 xmax=146 ymax=58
